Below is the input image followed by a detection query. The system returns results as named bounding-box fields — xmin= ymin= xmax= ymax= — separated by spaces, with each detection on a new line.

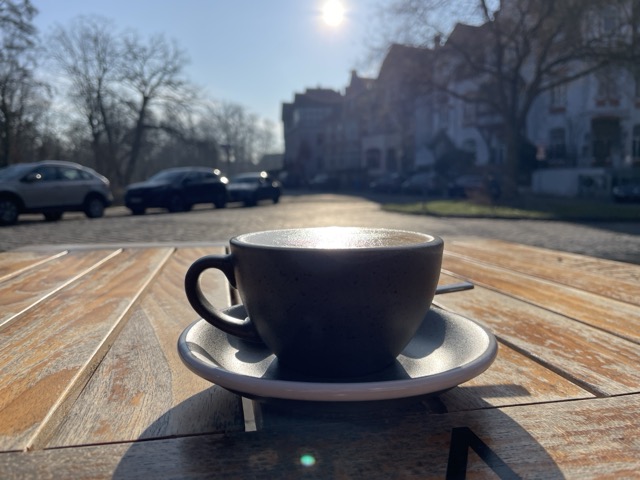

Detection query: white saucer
xmin=178 ymin=305 xmax=497 ymax=402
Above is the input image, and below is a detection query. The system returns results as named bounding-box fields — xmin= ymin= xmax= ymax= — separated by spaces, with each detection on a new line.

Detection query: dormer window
xmin=596 ymin=68 xmax=620 ymax=106
xmin=550 ymin=84 xmax=567 ymax=112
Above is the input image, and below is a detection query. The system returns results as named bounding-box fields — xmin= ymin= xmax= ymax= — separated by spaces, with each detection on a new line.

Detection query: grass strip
xmin=382 ymin=198 xmax=640 ymax=220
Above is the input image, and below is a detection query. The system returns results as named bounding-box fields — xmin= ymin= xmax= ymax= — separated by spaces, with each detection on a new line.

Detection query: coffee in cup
xmin=184 ymin=227 xmax=443 ymax=377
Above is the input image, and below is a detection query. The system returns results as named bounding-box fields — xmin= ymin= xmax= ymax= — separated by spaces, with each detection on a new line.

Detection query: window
xmin=436 ymin=93 xmax=449 ymax=128
xmin=548 ymin=128 xmax=567 ymax=160
xmin=632 ymin=125 xmax=640 ymax=160
xmin=601 ymin=6 xmax=618 ymax=35
xmin=386 ymin=148 xmax=397 ymax=172
xmin=462 ymin=139 xmax=477 ymax=161
xmin=491 ymin=145 xmax=505 ymax=165
xmin=59 ymin=167 xmax=88 ymax=181
xmin=462 ymin=102 xmax=476 ymax=125
xmin=28 ymin=166 xmax=59 ymax=181
xmin=365 ymin=148 xmax=381 ymax=170
xmin=596 ymin=68 xmax=619 ymax=104
xmin=186 ymin=171 xmax=204 ymax=182
xmin=582 ymin=133 xmax=591 ymax=159
xmin=550 ymin=84 xmax=567 ymax=110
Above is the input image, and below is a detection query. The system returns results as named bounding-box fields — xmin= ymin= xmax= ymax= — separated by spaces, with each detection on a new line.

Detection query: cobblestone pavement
xmin=1 ymin=192 xmax=639 ymax=264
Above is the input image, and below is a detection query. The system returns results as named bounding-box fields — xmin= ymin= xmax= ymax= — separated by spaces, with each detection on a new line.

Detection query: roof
xmin=377 ymin=43 xmax=433 ymax=85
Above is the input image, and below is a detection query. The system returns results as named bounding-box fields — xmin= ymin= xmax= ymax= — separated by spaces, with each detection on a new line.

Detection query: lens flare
xmin=300 ymin=454 xmax=316 ymax=467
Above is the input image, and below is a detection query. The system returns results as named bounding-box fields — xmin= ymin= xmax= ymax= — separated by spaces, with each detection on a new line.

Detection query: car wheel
xmin=44 ymin=212 xmax=63 ymax=222
xmin=244 ymin=194 xmax=258 ymax=207
xmin=130 ymin=207 xmax=146 ymax=215
xmin=168 ymin=194 xmax=185 ymax=213
xmin=213 ymin=192 xmax=227 ymax=209
xmin=0 ymin=196 xmax=19 ymax=225
xmin=84 ymin=195 xmax=105 ymax=218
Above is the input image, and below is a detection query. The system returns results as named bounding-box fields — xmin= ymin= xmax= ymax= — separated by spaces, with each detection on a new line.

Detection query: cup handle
xmin=184 ymin=255 xmax=262 ymax=342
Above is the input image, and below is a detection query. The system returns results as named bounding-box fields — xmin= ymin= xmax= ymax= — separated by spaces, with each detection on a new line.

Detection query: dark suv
xmin=226 ymin=171 xmax=282 ymax=207
xmin=124 ymin=167 xmax=228 ymax=215
xmin=0 ymin=160 xmax=113 ymax=225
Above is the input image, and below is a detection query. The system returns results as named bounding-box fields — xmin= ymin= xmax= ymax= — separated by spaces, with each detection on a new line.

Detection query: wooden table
xmin=1 ymin=238 xmax=639 ymax=479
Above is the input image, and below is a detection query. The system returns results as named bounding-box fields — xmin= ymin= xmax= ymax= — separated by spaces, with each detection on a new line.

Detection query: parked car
xmin=226 ymin=171 xmax=282 ymax=207
xmin=369 ymin=173 xmax=406 ymax=194
xmin=401 ymin=171 xmax=438 ymax=195
xmin=0 ymin=160 xmax=113 ymax=225
xmin=612 ymin=182 xmax=640 ymax=203
xmin=308 ymin=172 xmax=340 ymax=191
xmin=448 ymin=174 xmax=501 ymax=201
xmin=447 ymin=174 xmax=486 ymax=198
xmin=124 ymin=167 xmax=228 ymax=215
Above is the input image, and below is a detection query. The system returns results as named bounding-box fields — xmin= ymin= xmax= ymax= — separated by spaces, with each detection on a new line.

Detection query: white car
xmin=0 ymin=160 xmax=113 ymax=225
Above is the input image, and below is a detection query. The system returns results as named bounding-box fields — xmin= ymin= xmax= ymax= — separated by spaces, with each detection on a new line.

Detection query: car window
xmin=28 ymin=165 xmax=59 ymax=182
xmin=231 ymin=175 xmax=259 ymax=184
xmin=78 ymin=169 xmax=94 ymax=180
xmin=0 ymin=164 xmax=33 ymax=180
xmin=59 ymin=167 xmax=84 ymax=181
xmin=149 ymin=170 xmax=185 ymax=182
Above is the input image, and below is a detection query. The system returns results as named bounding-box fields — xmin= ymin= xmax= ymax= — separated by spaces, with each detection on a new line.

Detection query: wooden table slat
xmin=46 ymin=247 xmax=245 ymax=448
xmin=0 ymin=247 xmax=173 ymax=452
xmin=447 ymin=238 xmax=640 ymax=306
xmin=438 ymin=340 xmax=593 ymax=412
xmin=434 ymin=273 xmax=640 ymax=397
xmin=0 ymin=250 xmax=68 ymax=284
xmin=0 ymin=249 xmax=122 ymax=331
xmin=442 ymin=252 xmax=640 ymax=344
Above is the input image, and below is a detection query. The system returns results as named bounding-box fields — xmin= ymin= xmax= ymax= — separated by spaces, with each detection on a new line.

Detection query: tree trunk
xmin=502 ymin=124 xmax=522 ymax=200
xmin=124 ymin=97 xmax=148 ymax=185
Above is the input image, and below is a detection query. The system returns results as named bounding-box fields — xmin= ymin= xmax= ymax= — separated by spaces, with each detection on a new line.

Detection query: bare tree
xmin=118 ymin=33 xmax=193 ymax=185
xmin=206 ymin=101 xmax=258 ymax=175
xmin=48 ymin=16 xmax=125 ymax=181
xmin=47 ymin=16 xmax=197 ymax=188
xmin=383 ymin=0 xmax=633 ymax=197
xmin=0 ymin=0 xmax=48 ymax=166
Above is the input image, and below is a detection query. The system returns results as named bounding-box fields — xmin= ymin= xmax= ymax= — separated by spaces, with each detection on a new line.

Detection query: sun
xmin=322 ymin=0 xmax=345 ymax=27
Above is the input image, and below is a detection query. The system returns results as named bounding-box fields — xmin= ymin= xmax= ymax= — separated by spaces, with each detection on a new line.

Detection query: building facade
xmin=281 ymin=3 xmax=640 ymax=196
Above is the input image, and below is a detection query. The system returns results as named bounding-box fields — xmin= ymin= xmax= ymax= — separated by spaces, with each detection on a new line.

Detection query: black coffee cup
xmin=184 ymin=227 xmax=443 ymax=377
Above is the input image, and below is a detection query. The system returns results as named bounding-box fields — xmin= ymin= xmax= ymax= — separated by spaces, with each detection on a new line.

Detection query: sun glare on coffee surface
xmin=322 ymin=0 xmax=345 ymax=27
xmin=311 ymin=226 xmax=357 ymax=248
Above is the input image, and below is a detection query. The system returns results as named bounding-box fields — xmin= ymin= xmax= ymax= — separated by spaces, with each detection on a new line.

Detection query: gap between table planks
xmin=44 ymin=247 xmax=244 ymax=449
xmin=434 ymin=271 xmax=640 ymax=397
xmin=0 ymin=247 xmax=173 ymax=451
xmin=0 ymin=250 xmax=68 ymax=284
xmin=441 ymin=245 xmax=640 ymax=345
xmin=0 ymin=249 xmax=122 ymax=330
xmin=446 ymin=237 xmax=640 ymax=306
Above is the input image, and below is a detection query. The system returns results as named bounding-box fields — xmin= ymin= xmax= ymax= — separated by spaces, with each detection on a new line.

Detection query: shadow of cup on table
xmin=115 ymin=308 xmax=563 ymax=479
xmin=112 ymin=382 xmax=564 ymax=479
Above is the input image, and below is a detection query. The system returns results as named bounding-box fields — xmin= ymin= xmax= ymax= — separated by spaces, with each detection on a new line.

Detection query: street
xmin=1 ymin=192 xmax=639 ymax=265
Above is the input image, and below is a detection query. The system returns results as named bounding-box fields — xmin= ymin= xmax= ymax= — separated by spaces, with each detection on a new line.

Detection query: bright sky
xmin=33 ymin=1 xmax=383 ymax=149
